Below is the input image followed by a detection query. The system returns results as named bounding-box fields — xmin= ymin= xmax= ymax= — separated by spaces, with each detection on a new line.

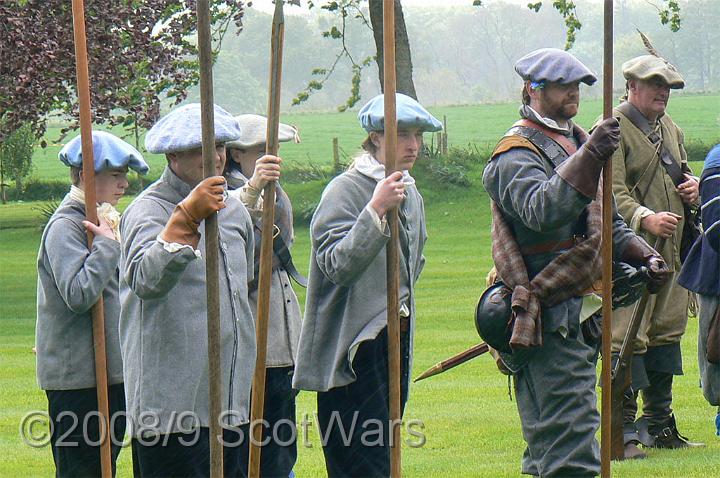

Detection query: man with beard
xmin=482 ymin=48 xmax=670 ymax=476
xmin=608 ymin=54 xmax=703 ymax=457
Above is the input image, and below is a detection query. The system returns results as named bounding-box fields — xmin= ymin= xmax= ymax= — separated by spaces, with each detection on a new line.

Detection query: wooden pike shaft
xmin=601 ymin=1 xmax=614 ymax=476
xmin=610 ymin=238 xmax=664 ymax=460
xmin=196 ymin=1 xmax=223 ymax=476
xmin=249 ymin=1 xmax=285 ymax=476
xmin=69 ymin=1 xmax=112 ymax=476
xmin=414 ymin=343 xmax=490 ymax=383
xmin=383 ymin=1 xmax=402 ymax=476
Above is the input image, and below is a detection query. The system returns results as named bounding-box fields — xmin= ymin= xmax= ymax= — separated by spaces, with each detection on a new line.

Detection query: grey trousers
xmin=699 ymin=295 xmax=720 ymax=407
xmin=514 ymin=330 xmax=600 ymax=477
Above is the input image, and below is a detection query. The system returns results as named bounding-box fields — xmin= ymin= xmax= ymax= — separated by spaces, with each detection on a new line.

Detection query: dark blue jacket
xmin=678 ymin=145 xmax=720 ymax=295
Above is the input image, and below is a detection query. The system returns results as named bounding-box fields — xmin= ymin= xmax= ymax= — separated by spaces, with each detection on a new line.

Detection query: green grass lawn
xmin=31 ymin=94 xmax=720 ymax=182
xmin=2 ymin=179 xmax=719 ymax=476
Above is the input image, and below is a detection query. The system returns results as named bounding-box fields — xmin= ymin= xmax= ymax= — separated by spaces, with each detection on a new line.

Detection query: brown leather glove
xmin=621 ymin=236 xmax=671 ymax=293
xmin=555 ymin=118 xmax=620 ymax=199
xmin=585 ymin=117 xmax=620 ymax=160
xmin=160 ymin=176 xmax=227 ymax=248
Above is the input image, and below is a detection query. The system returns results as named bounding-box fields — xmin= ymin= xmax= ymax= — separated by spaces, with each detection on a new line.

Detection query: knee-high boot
xmin=641 ymin=370 xmax=704 ymax=449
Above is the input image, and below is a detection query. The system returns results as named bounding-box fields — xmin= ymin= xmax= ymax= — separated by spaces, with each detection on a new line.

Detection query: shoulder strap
xmin=272 ymin=232 xmax=308 ymax=288
xmin=492 ymin=119 xmax=580 ymax=170
xmin=491 ymin=134 xmax=540 ymax=158
xmin=514 ymin=119 xmax=578 ymax=156
xmin=504 ymin=126 xmax=568 ymax=168
xmin=617 ymin=101 xmax=686 ymax=187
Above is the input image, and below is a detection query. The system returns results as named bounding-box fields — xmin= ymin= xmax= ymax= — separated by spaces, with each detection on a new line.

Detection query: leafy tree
xmin=0 ymin=0 xmax=245 ymax=146
xmin=0 ymin=123 xmax=35 ymax=203
xmin=296 ymin=0 xmax=415 ymax=110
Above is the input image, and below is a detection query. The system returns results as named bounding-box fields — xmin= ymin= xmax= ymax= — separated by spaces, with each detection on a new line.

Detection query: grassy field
xmin=30 ymin=94 xmax=720 ymax=182
xmin=2 ymin=98 xmax=720 ymax=476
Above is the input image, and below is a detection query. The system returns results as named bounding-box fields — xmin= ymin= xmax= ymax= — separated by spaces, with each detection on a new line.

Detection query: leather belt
xmin=520 ymin=235 xmax=586 ymax=255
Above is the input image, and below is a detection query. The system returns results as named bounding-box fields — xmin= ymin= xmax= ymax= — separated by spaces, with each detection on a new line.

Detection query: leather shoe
xmin=651 ymin=415 xmax=705 ymax=449
xmin=624 ymin=441 xmax=647 ymax=460
xmin=653 ymin=425 xmax=705 ymax=449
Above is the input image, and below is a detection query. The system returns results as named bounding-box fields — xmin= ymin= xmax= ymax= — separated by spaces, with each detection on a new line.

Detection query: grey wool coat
xmin=119 ymin=167 xmax=256 ymax=436
xmin=36 ymin=195 xmax=124 ymax=390
xmin=483 ymin=136 xmax=636 ymax=335
xmin=226 ymin=171 xmax=302 ymax=367
xmin=292 ymin=168 xmax=427 ymax=392
xmin=483 ymin=121 xmax=639 ymax=477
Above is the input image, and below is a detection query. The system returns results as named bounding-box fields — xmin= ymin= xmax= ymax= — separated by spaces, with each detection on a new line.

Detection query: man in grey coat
xmin=293 ymin=93 xmax=441 ymax=477
xmin=119 ymin=104 xmax=255 ymax=477
xmin=483 ymin=48 xmax=670 ymax=476
xmin=36 ymin=131 xmax=148 ymax=477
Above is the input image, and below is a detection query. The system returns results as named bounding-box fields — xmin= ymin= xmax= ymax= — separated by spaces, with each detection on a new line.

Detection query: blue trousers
xmin=46 ymin=383 xmax=127 ymax=478
xmin=317 ymin=326 xmax=411 ymax=478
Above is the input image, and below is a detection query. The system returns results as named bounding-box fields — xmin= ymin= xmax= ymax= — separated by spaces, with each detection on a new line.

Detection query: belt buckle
xmin=272 ymin=225 xmax=281 ymax=239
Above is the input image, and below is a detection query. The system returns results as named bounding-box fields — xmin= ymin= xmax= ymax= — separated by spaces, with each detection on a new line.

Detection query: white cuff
xmin=365 ymin=204 xmax=388 ymax=233
xmin=156 ymin=236 xmax=202 ymax=259
xmin=630 ymin=206 xmax=655 ymax=233
xmin=239 ymin=183 xmax=263 ymax=210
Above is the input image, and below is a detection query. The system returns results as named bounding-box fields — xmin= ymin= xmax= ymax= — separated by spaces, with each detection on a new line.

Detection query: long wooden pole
xmin=196 ymin=1 xmax=223 ymax=476
xmin=601 ymin=1 xmax=615 ymax=476
xmin=249 ymin=1 xmax=285 ymax=476
xmin=383 ymin=1 xmax=402 ymax=476
xmin=69 ymin=2 xmax=112 ymax=476
xmin=414 ymin=343 xmax=489 ymax=383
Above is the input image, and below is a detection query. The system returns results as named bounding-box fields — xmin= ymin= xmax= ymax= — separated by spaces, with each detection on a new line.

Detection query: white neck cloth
xmin=69 ymin=185 xmax=122 ymax=242
xmin=353 ymin=152 xmax=415 ymax=186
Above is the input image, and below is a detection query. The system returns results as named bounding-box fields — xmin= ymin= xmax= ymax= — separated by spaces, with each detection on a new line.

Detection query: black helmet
xmin=475 ymin=282 xmax=513 ymax=353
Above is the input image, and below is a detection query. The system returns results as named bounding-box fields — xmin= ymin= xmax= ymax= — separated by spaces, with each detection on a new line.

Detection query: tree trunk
xmin=369 ymin=0 xmax=417 ymax=100
xmin=134 ymin=114 xmax=144 ymax=191
xmin=0 ymin=160 xmax=6 ymax=204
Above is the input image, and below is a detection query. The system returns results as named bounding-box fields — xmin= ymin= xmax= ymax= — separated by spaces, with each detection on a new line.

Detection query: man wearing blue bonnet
xmin=118 ymin=103 xmax=256 ymax=476
xmin=36 ymin=131 xmax=148 ymax=477
xmin=678 ymin=144 xmax=720 ymax=436
xmin=482 ymin=48 xmax=669 ymax=476
xmin=293 ymin=92 xmax=439 ymax=477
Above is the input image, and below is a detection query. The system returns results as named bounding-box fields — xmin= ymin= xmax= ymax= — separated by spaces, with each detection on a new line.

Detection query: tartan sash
xmin=491 ymin=126 xmax=603 ymax=349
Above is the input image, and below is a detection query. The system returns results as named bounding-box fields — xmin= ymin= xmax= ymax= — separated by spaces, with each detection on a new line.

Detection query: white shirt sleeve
xmin=364 ymin=204 xmax=388 ymax=233
xmin=156 ymin=235 xmax=202 ymax=259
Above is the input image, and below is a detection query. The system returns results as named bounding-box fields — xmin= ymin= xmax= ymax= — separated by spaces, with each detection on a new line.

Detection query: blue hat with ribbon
xmin=145 ymin=103 xmax=242 ymax=154
xmin=59 ymin=131 xmax=149 ymax=175
xmin=515 ymin=48 xmax=597 ymax=86
xmin=358 ymin=93 xmax=443 ymax=133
